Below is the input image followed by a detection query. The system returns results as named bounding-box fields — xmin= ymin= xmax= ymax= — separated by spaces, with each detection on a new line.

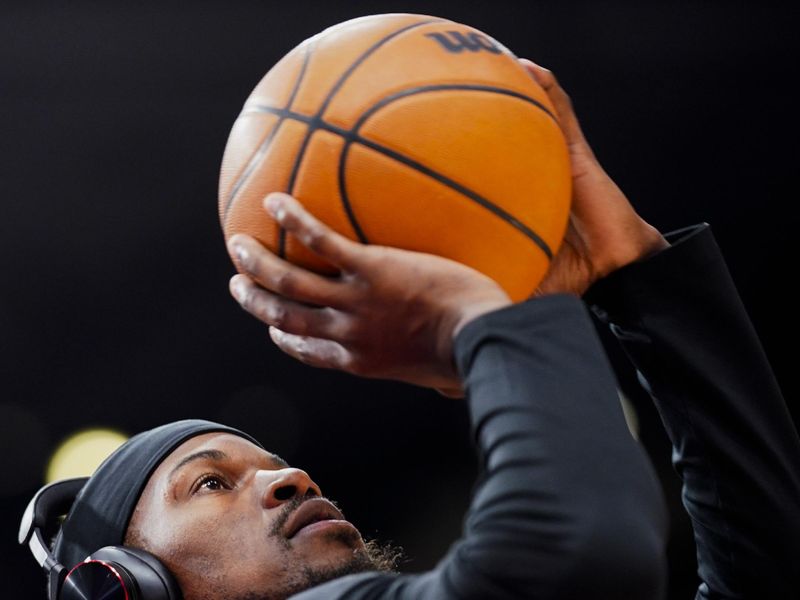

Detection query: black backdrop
xmin=2 ymin=2 xmax=797 ymax=598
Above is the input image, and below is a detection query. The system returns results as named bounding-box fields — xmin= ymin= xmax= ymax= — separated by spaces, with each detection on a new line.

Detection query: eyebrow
xmin=167 ymin=448 xmax=290 ymax=486
xmin=168 ymin=449 xmax=228 ymax=486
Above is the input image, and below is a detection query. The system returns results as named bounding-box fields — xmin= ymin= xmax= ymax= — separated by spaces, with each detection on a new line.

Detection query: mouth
xmin=283 ymin=497 xmax=348 ymax=539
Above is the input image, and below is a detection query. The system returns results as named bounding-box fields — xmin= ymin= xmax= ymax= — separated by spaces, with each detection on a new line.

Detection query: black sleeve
xmin=292 ymin=294 xmax=668 ymax=599
xmin=583 ymin=223 xmax=800 ymax=599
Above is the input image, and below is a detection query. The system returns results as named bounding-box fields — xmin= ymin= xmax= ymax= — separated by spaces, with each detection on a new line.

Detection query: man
xmin=47 ymin=62 xmax=800 ymax=599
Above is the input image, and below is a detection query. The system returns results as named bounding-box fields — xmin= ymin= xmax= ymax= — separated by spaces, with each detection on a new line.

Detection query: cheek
xmin=145 ymin=502 xmax=288 ymax=583
xmin=169 ymin=518 xmax=293 ymax=599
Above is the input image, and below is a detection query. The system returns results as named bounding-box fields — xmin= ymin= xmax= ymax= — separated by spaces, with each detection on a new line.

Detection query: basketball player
xmin=46 ymin=62 xmax=800 ymax=599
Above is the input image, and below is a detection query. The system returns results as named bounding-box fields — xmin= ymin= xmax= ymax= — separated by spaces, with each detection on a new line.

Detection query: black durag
xmin=52 ymin=419 xmax=263 ymax=569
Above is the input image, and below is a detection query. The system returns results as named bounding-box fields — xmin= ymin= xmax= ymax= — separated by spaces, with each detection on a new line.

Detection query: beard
xmin=289 ymin=537 xmax=400 ymax=596
xmin=225 ymin=498 xmax=403 ymax=600
xmin=225 ymin=537 xmax=401 ymax=600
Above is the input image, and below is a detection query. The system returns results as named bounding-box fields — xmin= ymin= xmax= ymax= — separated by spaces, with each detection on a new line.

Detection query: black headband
xmin=52 ymin=419 xmax=263 ymax=569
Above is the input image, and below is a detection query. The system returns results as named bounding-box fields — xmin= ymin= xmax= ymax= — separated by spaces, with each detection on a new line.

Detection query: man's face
xmin=126 ymin=432 xmax=373 ymax=600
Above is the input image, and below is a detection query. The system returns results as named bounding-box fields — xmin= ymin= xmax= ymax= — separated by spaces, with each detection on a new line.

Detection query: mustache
xmin=268 ymin=493 xmax=344 ymax=538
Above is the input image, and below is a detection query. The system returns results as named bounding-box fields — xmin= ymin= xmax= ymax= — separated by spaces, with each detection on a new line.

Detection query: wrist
xmin=596 ymin=219 xmax=669 ymax=279
xmin=431 ymin=294 xmax=511 ymax=373
xmin=450 ymin=296 xmax=512 ymax=342
xmin=426 ymin=296 xmax=509 ymax=395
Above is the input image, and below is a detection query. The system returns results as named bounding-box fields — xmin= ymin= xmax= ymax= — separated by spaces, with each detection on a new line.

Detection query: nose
xmin=260 ymin=467 xmax=321 ymax=509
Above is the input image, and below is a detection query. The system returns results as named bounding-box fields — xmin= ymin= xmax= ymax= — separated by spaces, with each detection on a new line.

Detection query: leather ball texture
xmin=218 ymin=13 xmax=571 ymax=302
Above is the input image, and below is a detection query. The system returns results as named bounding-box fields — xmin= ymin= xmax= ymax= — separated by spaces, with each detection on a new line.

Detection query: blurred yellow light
xmin=46 ymin=429 xmax=128 ymax=483
xmin=618 ymin=389 xmax=640 ymax=441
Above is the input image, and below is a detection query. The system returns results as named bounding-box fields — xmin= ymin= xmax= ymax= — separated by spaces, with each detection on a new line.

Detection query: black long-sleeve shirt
xmin=584 ymin=223 xmax=800 ymax=598
xmin=294 ymin=224 xmax=800 ymax=599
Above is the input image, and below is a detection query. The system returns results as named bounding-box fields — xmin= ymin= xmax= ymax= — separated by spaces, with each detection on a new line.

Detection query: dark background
xmin=2 ymin=1 xmax=797 ymax=598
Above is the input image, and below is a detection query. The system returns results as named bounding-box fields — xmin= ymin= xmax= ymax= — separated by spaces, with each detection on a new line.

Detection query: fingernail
xmin=265 ymin=193 xmax=283 ymax=214
xmin=233 ymin=243 xmax=249 ymax=264
xmin=269 ymin=326 xmax=283 ymax=341
xmin=231 ymin=278 xmax=247 ymax=301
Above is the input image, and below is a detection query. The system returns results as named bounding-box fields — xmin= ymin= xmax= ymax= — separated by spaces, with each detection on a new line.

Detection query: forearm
xmin=448 ymin=294 xmax=668 ymax=599
xmin=584 ymin=223 xmax=800 ymax=598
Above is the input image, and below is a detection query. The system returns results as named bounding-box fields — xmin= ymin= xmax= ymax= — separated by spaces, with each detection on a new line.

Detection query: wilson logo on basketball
xmin=424 ymin=31 xmax=502 ymax=54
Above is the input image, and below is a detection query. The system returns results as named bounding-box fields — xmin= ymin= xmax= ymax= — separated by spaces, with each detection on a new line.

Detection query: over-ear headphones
xmin=19 ymin=478 xmax=183 ymax=600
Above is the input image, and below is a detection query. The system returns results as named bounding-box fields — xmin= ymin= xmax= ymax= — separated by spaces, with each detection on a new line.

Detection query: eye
xmin=192 ymin=473 xmax=230 ymax=495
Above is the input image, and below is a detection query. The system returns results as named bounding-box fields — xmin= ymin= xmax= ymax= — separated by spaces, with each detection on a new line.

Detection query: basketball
xmin=218 ymin=13 xmax=571 ymax=302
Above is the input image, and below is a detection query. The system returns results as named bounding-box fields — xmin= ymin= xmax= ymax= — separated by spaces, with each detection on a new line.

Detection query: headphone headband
xmin=20 ymin=478 xmax=182 ymax=600
xmin=19 ymin=478 xmax=89 ymax=598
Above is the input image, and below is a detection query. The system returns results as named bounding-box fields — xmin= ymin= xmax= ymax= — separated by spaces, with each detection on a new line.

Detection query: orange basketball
xmin=218 ymin=13 xmax=571 ymax=302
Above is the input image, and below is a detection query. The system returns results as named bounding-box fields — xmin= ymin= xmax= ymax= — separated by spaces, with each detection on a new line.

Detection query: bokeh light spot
xmin=46 ymin=429 xmax=128 ymax=483
xmin=618 ymin=389 xmax=640 ymax=441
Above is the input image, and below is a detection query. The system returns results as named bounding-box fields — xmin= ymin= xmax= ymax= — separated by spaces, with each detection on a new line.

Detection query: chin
xmin=296 ymin=547 xmax=377 ymax=590
xmin=300 ymin=528 xmax=374 ymax=568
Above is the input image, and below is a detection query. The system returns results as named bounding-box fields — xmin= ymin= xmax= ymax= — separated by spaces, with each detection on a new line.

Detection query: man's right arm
xmin=443 ymin=293 xmax=668 ymax=598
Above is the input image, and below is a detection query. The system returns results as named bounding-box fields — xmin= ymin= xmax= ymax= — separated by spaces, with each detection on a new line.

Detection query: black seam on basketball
xmin=333 ymin=84 xmax=555 ymax=244
xmin=345 ymin=84 xmax=555 ymax=258
xmin=350 ymin=136 xmax=553 ymax=259
xmin=223 ymin=44 xmax=312 ymax=226
xmin=276 ymin=46 xmax=313 ymax=257
xmin=281 ymin=18 xmax=443 ymax=254
xmin=282 ymin=116 xmax=319 ymax=256
xmin=338 ymin=139 xmax=368 ymax=243
xmin=247 ymin=102 xmax=554 ymax=260
xmin=223 ymin=118 xmax=283 ymax=222
xmin=353 ymin=83 xmax=557 ymax=125
xmin=317 ymin=18 xmax=443 ymax=118
xmin=253 ymin=82 xmax=558 ymax=253
xmin=285 ymin=45 xmax=311 ymax=109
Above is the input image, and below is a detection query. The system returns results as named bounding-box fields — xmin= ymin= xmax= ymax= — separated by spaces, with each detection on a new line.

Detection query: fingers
xmin=269 ymin=327 xmax=356 ymax=373
xmin=230 ymin=274 xmax=353 ymax=340
xmin=265 ymin=193 xmax=362 ymax=271
xmin=228 ymin=233 xmax=346 ymax=307
xmin=519 ymin=58 xmax=589 ymax=151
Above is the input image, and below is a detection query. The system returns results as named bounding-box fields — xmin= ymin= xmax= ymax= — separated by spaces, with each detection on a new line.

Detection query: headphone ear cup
xmin=61 ymin=546 xmax=182 ymax=600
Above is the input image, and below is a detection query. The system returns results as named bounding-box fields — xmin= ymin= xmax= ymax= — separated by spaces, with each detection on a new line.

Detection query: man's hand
xmin=520 ymin=60 xmax=670 ymax=297
xmin=227 ymin=193 xmax=511 ymax=393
